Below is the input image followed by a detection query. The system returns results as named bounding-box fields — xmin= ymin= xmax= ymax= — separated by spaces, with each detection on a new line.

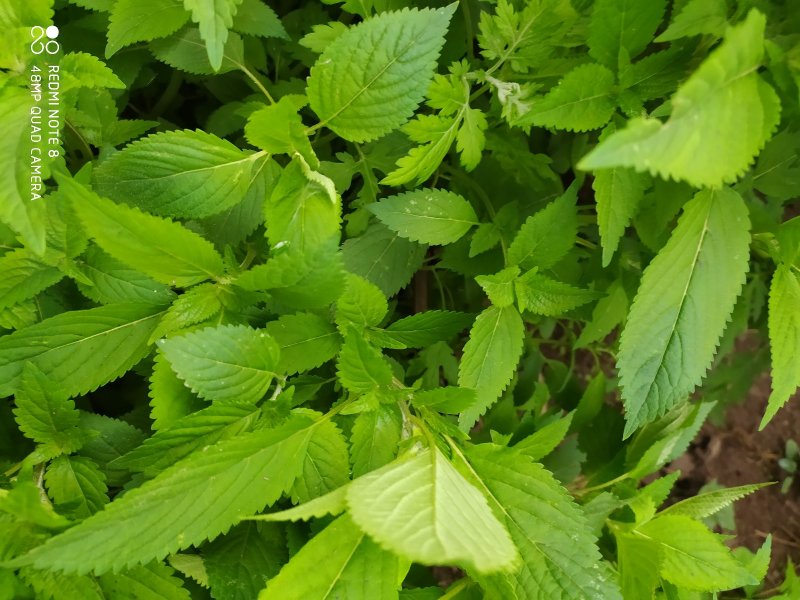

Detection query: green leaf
xmin=368 ymin=189 xmax=478 ymax=246
xmin=149 ymin=350 xmax=206 ymax=431
xmin=476 ymin=267 xmax=520 ymax=308
xmin=636 ymin=515 xmax=757 ymax=590
xmin=93 ymin=130 xmax=263 ymax=219
xmin=204 ymin=522 xmax=285 ymax=600
xmin=588 ymin=0 xmax=666 ymax=67
xmin=112 ymin=403 xmax=260 ymax=476
xmin=412 ymin=387 xmax=476 ymax=414
xmin=0 ymin=303 xmax=164 ymax=398
xmin=20 ymin=568 xmax=105 ymax=600
xmin=381 ymin=114 xmax=460 ymax=186
xmin=514 ymin=412 xmax=573 ymax=460
xmin=342 ymin=223 xmax=427 ymax=297
xmin=347 ymin=447 xmax=518 ymax=573
xmin=245 ymin=97 xmax=316 ymax=166
xmin=250 ymin=486 xmax=348 ymax=522
xmin=106 ymin=0 xmax=190 ymax=57
xmin=616 ymin=531 xmax=661 ymax=599
xmin=149 ymin=282 xmax=224 ymax=342
xmin=515 ymin=270 xmax=600 ymax=316
xmin=17 ymin=414 xmax=318 ymax=574
xmin=593 ymin=124 xmax=650 ymax=266
xmin=0 ymin=479 xmax=71 ymax=531
xmin=660 ymin=483 xmax=769 ymax=520
xmin=515 ymin=63 xmax=616 ymax=132
xmin=374 ymin=310 xmax=474 ymax=349
xmin=98 ymin=562 xmax=191 ymax=599
xmin=337 ymin=333 xmax=394 ymax=394
xmin=291 ymin=420 xmax=350 ymax=503
xmin=467 ymin=445 xmax=622 ymax=600
xmin=763 ymin=265 xmax=800 ymax=427
xmin=0 ymin=249 xmax=62 ymax=311
xmin=62 ymin=177 xmax=225 ymax=287
xmin=307 ymin=5 xmax=455 ymax=142
xmin=350 ymin=404 xmax=402 ymax=477
xmin=580 ymin=10 xmax=779 ymax=188
xmin=508 ymin=186 xmax=577 ymax=270
xmin=13 ymin=364 xmax=85 ymax=460
xmin=44 ymin=456 xmax=108 ymax=520
xmin=264 ymin=312 xmax=340 ymax=375
xmin=575 ymin=280 xmax=628 ymax=347
xmin=656 ymin=0 xmax=728 ymax=42
xmin=158 ymin=325 xmax=281 ymax=404
xmin=77 ymin=413 xmax=147 ymax=487
xmin=183 ymin=0 xmax=243 ymax=71
xmin=618 ymin=188 xmax=750 ymax=436
xmin=259 ymin=515 xmax=404 ymax=600
xmin=458 ymin=305 xmax=525 ymax=429
xmin=76 ymin=246 xmax=176 ymax=306
xmin=151 ymin=26 xmax=245 ymax=75
xmin=60 ymin=52 xmax=125 ymax=91
xmin=335 ymin=274 xmax=388 ymax=333
xmin=231 ymin=0 xmax=286 ymax=39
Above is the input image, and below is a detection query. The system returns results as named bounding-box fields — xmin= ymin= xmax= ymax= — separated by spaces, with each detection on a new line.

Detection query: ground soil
xmin=670 ymin=372 xmax=800 ymax=587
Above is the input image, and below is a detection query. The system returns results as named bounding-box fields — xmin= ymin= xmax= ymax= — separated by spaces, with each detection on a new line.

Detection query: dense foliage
xmin=1 ymin=0 xmax=799 ymax=598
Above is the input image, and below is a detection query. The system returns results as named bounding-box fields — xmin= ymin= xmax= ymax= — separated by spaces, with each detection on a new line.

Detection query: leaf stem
xmin=240 ymin=66 xmax=275 ymax=104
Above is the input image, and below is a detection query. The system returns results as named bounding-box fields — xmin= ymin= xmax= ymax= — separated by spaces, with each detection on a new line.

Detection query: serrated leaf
xmin=457 ymin=107 xmax=488 ymax=170
xmin=205 ymin=522 xmax=285 ymax=600
xmin=337 ymin=333 xmax=394 ymax=394
xmin=588 ymin=0 xmax=667 ymax=67
xmin=476 ymin=267 xmax=520 ymax=308
xmin=616 ymin=531 xmax=661 ymax=599
xmin=618 ymin=188 xmax=750 ymax=436
xmin=44 ymin=456 xmax=108 ymax=520
xmin=19 ymin=568 xmax=105 ymax=600
xmin=381 ymin=114 xmax=460 ymax=186
xmin=291 ymin=420 xmax=350 ymax=503
xmin=374 ymin=310 xmax=474 ymax=349
xmin=77 ymin=246 xmax=176 ymax=306
xmin=350 ymin=404 xmax=402 ymax=478
xmin=656 ymin=0 xmax=728 ymax=42
xmin=259 ymin=514 xmax=404 ymax=600
xmin=98 ymin=562 xmax=191 ymax=600
xmin=231 ymin=0 xmax=286 ymax=39
xmin=60 ymin=52 xmax=125 ymax=91
xmin=106 ymin=0 xmax=190 ymax=57
xmin=77 ymin=413 xmax=147 ymax=487
xmin=13 ymin=364 xmax=85 ymax=460
xmin=637 ymin=515 xmax=757 ymax=590
xmin=307 ymin=6 xmax=455 ymax=142
xmin=515 ymin=270 xmax=600 ymax=316
xmin=458 ymin=305 xmax=525 ymax=429
xmin=264 ymin=312 xmax=340 ymax=375
xmin=515 ymin=63 xmax=616 ymax=132
xmin=368 ymin=189 xmax=478 ymax=246
xmin=93 ymin=130 xmax=263 ymax=219
xmin=149 ymin=282 xmax=224 ymax=343
xmin=335 ymin=274 xmax=388 ymax=333
xmin=0 ymin=248 xmax=62 ymax=311
xmin=508 ymin=186 xmax=577 ymax=270
xmin=151 ymin=26 xmax=245 ymax=75
xmin=660 ymin=483 xmax=769 ymax=520
xmin=575 ymin=280 xmax=628 ymax=347
xmin=17 ymin=413 xmax=318 ymax=574
xmin=112 ymin=403 xmax=260 ymax=476
xmin=412 ymin=387 xmax=476 ymax=414
xmin=347 ymin=447 xmax=518 ymax=573
xmin=763 ymin=265 xmax=800 ymax=427
xmin=169 ymin=554 xmax=209 ymax=588
xmin=250 ymin=486 xmax=348 ymax=522
xmin=183 ymin=0 xmax=243 ymax=71
xmin=158 ymin=325 xmax=280 ymax=404
xmin=514 ymin=413 xmax=573 ymax=460
xmin=0 ymin=303 xmax=164 ymax=399
xmin=342 ymin=223 xmax=427 ymax=297
xmin=62 ymin=177 xmax=225 ymax=287
xmin=468 ymin=445 xmax=622 ymax=600
xmin=149 ymin=350 xmax=206 ymax=431
xmin=245 ymin=97 xmax=316 ymax=166
xmin=580 ymin=10 xmax=779 ymax=188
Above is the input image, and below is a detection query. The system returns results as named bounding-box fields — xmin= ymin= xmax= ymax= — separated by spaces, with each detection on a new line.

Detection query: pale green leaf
xmin=112 ymin=403 xmax=260 ymax=476
xmin=307 ymin=6 xmax=455 ymax=142
xmin=637 ymin=515 xmax=757 ymax=590
xmin=60 ymin=52 xmax=125 ymax=91
xmin=98 ymin=562 xmax=191 ymax=600
xmin=148 ymin=282 xmax=224 ymax=343
xmin=231 ymin=0 xmax=286 ymax=39
xmin=468 ymin=445 xmax=622 ymax=600
xmin=575 ymin=280 xmax=628 ymax=347
xmin=412 ymin=387 xmax=476 ymax=414
xmin=368 ymin=189 xmax=478 ymax=246
xmin=205 ymin=522 xmax=285 ymax=600
xmin=149 ymin=350 xmax=206 ymax=431
xmin=106 ymin=0 xmax=189 ymax=57
xmin=93 ymin=130 xmax=263 ymax=219
xmin=515 ymin=270 xmax=600 ymax=316
xmin=616 ymin=532 xmax=661 ymax=600
xmin=77 ymin=413 xmax=147 ymax=487
xmin=13 ymin=364 xmax=85 ymax=460
xmin=374 ymin=310 xmax=474 ymax=349
xmin=158 ymin=325 xmax=280 ymax=404
xmin=347 ymin=447 xmax=518 ymax=573
xmin=265 ymin=312 xmax=340 ymax=375
xmin=245 ymin=98 xmax=316 ymax=166
xmin=618 ymin=188 xmax=750 ymax=436
xmin=0 ymin=303 xmax=164 ymax=398
xmin=515 ymin=63 xmax=616 ymax=132
xmin=458 ymin=305 xmax=525 ymax=429
xmin=151 ymin=26 xmax=245 ymax=75
xmin=514 ymin=412 xmax=573 ymax=460
xmin=580 ymin=10 xmax=779 ymax=188
xmin=588 ymin=0 xmax=667 ymax=67
xmin=168 ymin=554 xmax=209 ymax=588
xmin=259 ymin=515 xmax=404 ymax=600
xmin=763 ymin=265 xmax=800 ymax=427
xmin=337 ymin=333 xmax=393 ymax=394
xmin=508 ymin=186 xmax=577 ymax=270
xmin=656 ymin=0 xmax=728 ymax=42
xmin=476 ymin=267 xmax=520 ymax=308
xmin=17 ymin=414 xmax=318 ymax=574
xmin=19 ymin=568 xmax=105 ymax=600
xmin=457 ymin=107 xmax=488 ymax=170
xmin=660 ymin=483 xmax=769 ymax=520
xmin=249 ymin=486 xmax=348 ymax=522
xmin=63 ymin=177 xmax=225 ymax=287
xmin=291 ymin=420 xmax=350 ymax=503
xmin=350 ymin=404 xmax=402 ymax=477
xmin=381 ymin=114 xmax=460 ymax=186
xmin=44 ymin=456 xmax=108 ymax=520
xmin=335 ymin=274 xmax=388 ymax=333
xmin=183 ymin=0 xmax=243 ymax=70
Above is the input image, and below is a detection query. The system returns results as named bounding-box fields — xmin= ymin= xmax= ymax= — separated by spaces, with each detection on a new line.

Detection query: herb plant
xmin=1 ymin=0 xmax=799 ymax=598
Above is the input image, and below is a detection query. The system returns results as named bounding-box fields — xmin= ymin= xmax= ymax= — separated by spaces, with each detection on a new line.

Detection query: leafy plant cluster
xmin=1 ymin=0 xmax=799 ymax=598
